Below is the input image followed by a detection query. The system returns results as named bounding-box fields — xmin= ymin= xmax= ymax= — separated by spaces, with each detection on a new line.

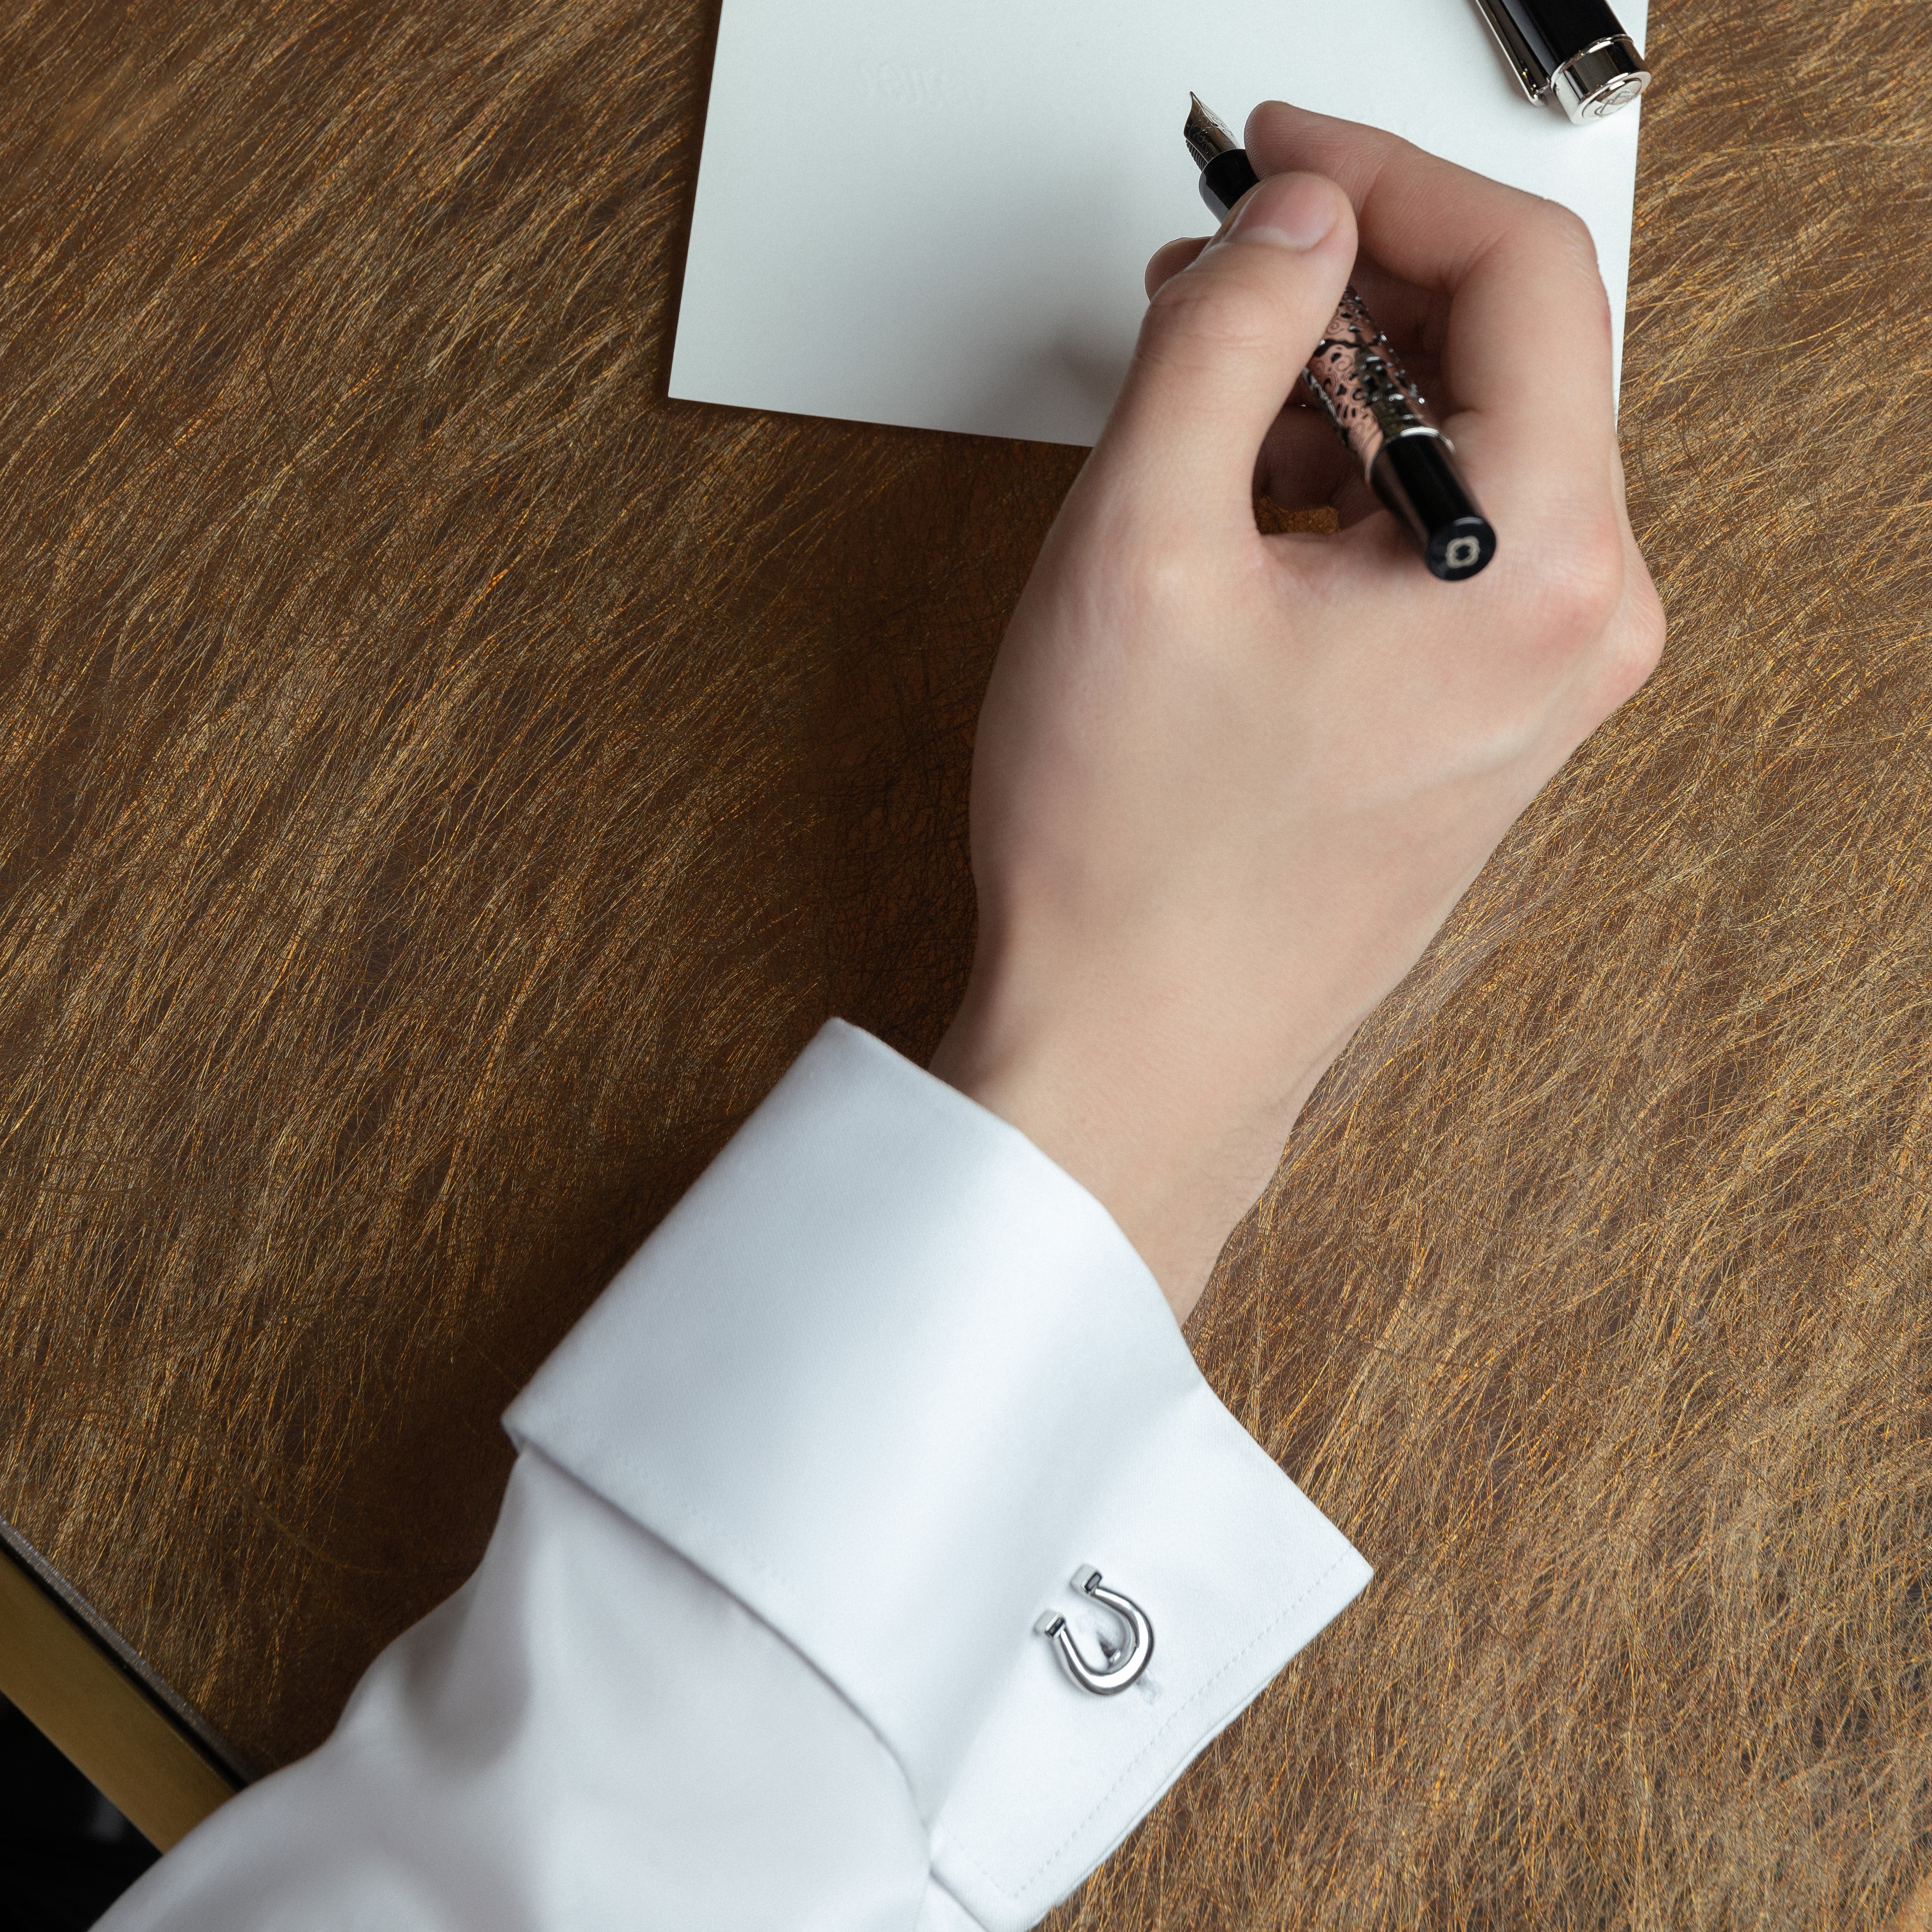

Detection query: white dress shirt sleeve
xmin=97 ymin=1020 xmax=1371 ymax=1932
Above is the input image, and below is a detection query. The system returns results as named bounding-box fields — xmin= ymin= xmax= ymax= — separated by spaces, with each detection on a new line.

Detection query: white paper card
xmin=669 ymin=0 xmax=1648 ymax=448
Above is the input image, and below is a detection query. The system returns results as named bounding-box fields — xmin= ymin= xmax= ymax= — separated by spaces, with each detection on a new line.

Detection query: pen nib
xmin=1184 ymin=92 xmax=1238 ymax=167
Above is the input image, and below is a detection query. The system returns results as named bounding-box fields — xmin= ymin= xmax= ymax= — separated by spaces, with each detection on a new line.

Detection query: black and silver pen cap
xmin=1471 ymin=0 xmax=1650 ymax=122
xmin=1182 ymin=97 xmax=1496 ymax=583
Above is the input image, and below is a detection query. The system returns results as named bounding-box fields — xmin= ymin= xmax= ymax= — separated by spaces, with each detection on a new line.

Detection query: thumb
xmin=1095 ymin=172 xmax=1356 ymax=524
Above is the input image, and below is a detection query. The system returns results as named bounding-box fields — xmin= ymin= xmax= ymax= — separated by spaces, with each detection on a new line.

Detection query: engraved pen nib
xmin=1184 ymin=92 xmax=1239 ymax=169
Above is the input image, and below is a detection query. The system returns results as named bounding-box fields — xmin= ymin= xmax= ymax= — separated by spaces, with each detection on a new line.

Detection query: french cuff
xmin=505 ymin=1019 xmax=1371 ymax=1930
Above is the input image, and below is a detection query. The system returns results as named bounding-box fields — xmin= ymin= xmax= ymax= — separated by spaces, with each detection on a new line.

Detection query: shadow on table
xmin=0 ymin=1699 xmax=157 ymax=1931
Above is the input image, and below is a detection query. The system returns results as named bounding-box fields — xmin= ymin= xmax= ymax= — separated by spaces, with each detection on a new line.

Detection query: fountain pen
xmin=1184 ymin=95 xmax=1496 ymax=582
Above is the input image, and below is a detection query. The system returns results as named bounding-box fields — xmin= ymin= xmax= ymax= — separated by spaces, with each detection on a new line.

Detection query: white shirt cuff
xmin=506 ymin=1019 xmax=1369 ymax=1929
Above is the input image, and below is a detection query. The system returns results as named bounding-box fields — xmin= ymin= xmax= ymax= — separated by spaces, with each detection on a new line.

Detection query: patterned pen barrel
xmin=1183 ymin=96 xmax=1496 ymax=583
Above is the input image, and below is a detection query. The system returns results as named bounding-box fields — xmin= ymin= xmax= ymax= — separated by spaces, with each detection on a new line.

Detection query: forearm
xmin=930 ymin=105 xmax=1659 ymax=1323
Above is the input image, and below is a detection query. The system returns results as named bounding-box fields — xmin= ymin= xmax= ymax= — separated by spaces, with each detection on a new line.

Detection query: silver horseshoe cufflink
xmin=1033 ymin=1565 xmax=1154 ymax=1695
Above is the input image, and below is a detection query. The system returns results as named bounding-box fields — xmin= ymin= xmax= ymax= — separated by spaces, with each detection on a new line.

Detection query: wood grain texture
xmin=0 ymin=0 xmax=1926 ymax=1923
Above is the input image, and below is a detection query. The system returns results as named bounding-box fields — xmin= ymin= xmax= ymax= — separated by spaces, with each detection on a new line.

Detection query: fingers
xmin=1243 ymin=100 xmax=1618 ymax=519
xmin=1144 ymin=235 xmax=1208 ymax=299
xmin=1140 ymin=247 xmax=1435 ymax=524
xmin=1145 ymin=232 xmax=1365 ymax=514
xmin=1151 ymin=237 xmax=1448 ymax=370
xmin=1097 ymin=172 xmax=1357 ymax=526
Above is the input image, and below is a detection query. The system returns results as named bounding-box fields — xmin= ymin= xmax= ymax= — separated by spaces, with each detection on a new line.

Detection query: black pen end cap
xmin=1370 ymin=434 xmax=1497 ymax=581
xmin=1425 ymin=513 xmax=1496 ymax=581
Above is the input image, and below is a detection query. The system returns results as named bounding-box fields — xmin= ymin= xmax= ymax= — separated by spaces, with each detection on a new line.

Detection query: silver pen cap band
xmin=1470 ymin=0 xmax=1650 ymax=122
xmin=1551 ymin=35 xmax=1650 ymax=122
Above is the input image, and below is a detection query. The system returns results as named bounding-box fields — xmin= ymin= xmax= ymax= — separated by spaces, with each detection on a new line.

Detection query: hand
xmin=928 ymin=101 xmax=1665 ymax=1324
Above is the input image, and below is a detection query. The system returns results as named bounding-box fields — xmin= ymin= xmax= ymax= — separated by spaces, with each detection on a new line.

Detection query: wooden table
xmin=2 ymin=0 xmax=1929 ymax=1919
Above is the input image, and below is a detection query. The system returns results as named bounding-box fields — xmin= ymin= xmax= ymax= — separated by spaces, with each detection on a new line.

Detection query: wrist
xmin=928 ymin=960 xmax=1330 ymax=1324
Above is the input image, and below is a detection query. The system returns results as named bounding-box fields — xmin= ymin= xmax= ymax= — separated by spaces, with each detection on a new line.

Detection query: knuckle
xmin=1537 ymin=199 xmax=1600 ymax=271
xmin=1609 ymin=580 xmax=1669 ymax=693
xmin=1521 ymin=514 xmax=1667 ymax=712
xmin=1536 ymin=515 xmax=1625 ymax=644
xmin=1529 ymin=203 xmax=1612 ymax=330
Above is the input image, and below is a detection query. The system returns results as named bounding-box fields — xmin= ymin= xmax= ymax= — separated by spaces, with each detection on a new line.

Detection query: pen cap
xmin=1472 ymin=0 xmax=1650 ymax=122
xmin=1368 ymin=434 xmax=1496 ymax=582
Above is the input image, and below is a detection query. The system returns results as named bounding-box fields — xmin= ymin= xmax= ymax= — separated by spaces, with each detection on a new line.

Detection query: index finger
xmin=1245 ymin=100 xmax=1619 ymax=518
